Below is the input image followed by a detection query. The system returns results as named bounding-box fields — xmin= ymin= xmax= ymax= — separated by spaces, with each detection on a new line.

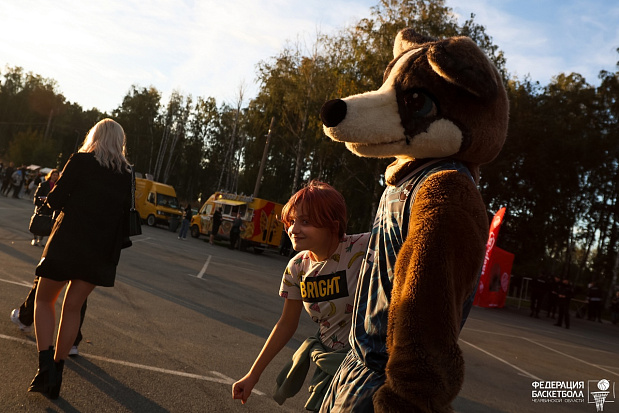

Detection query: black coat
xmin=33 ymin=180 xmax=55 ymax=215
xmin=36 ymin=153 xmax=132 ymax=287
xmin=212 ymin=210 xmax=222 ymax=230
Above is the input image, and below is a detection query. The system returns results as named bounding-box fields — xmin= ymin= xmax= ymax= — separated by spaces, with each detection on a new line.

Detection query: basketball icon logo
xmin=598 ymin=379 xmax=609 ymax=391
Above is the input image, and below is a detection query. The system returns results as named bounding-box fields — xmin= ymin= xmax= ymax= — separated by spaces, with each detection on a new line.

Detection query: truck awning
xmin=215 ymin=199 xmax=247 ymax=206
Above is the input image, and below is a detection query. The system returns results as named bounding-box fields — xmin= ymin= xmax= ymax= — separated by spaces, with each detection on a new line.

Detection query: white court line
xmin=215 ymin=261 xmax=265 ymax=275
xmin=0 ymin=333 xmax=264 ymax=396
xmin=523 ymin=338 xmax=619 ymax=379
xmin=188 ymin=255 xmax=211 ymax=279
xmin=460 ymin=339 xmax=542 ymax=380
xmin=467 ymin=327 xmax=618 ymax=354
xmin=196 ymin=255 xmax=211 ymax=279
xmin=0 ymin=277 xmax=32 ymax=288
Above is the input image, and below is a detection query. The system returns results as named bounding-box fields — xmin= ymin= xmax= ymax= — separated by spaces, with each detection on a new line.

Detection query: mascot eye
xmin=402 ymin=89 xmax=437 ymax=118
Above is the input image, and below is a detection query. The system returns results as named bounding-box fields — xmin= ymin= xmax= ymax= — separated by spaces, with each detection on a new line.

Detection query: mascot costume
xmin=319 ymin=29 xmax=509 ymax=412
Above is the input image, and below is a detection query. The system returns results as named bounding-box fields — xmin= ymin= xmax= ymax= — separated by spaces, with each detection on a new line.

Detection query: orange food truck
xmin=190 ymin=192 xmax=284 ymax=253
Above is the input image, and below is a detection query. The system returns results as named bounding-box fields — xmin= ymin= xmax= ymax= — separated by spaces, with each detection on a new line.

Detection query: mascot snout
xmin=321 ymin=99 xmax=347 ymax=128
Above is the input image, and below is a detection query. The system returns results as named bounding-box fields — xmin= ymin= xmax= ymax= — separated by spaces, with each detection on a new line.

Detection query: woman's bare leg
xmin=34 ymin=278 xmax=66 ymax=351
xmin=55 ymin=279 xmax=95 ymax=361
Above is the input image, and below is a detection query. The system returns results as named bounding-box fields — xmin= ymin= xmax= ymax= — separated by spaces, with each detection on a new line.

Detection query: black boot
xmin=47 ymin=360 xmax=64 ymax=400
xmin=28 ymin=346 xmax=56 ymax=394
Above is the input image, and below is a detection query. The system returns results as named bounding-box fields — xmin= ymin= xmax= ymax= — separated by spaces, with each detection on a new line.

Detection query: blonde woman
xmin=29 ymin=118 xmax=132 ymax=399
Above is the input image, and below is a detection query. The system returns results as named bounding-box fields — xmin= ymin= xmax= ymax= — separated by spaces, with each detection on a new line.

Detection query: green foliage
xmin=112 ymin=84 xmax=163 ymax=171
xmin=7 ymin=128 xmax=56 ymax=167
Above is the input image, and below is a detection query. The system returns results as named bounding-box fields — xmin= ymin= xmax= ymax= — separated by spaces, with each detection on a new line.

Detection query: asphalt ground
xmin=1 ymin=193 xmax=618 ymax=413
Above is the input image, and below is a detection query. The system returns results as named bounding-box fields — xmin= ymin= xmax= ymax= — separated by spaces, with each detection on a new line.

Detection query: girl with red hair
xmin=232 ymin=181 xmax=369 ymax=411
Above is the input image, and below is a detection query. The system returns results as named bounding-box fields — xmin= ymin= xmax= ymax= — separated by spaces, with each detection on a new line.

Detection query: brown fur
xmin=375 ymin=170 xmax=488 ymax=412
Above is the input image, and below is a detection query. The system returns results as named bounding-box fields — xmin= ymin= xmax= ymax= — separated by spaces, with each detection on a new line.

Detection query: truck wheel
xmin=191 ymin=225 xmax=200 ymax=238
xmin=147 ymin=214 xmax=156 ymax=226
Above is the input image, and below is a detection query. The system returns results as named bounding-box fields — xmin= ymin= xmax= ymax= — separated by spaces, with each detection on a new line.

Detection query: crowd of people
xmin=527 ymin=273 xmax=616 ymax=329
xmin=0 ymin=162 xmax=48 ymax=200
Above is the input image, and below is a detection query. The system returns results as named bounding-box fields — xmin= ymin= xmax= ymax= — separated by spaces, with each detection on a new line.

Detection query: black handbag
xmin=29 ymin=208 xmax=54 ymax=236
xmin=128 ymin=166 xmax=142 ymax=236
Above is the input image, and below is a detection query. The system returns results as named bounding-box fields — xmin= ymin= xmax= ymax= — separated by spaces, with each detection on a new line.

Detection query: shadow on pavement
xmin=69 ymin=356 xmax=169 ymax=413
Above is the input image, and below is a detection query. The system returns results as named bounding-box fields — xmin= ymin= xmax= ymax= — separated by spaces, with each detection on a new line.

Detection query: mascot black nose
xmin=320 ymin=99 xmax=347 ymax=127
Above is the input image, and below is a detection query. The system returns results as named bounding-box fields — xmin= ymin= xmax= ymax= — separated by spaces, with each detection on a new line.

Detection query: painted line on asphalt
xmin=130 ymin=237 xmax=152 ymax=243
xmin=0 ymin=277 xmax=32 ymax=288
xmin=467 ymin=326 xmax=618 ymax=353
xmin=83 ymin=353 xmax=265 ymax=395
xmin=523 ymin=338 xmax=619 ymax=378
xmin=0 ymin=333 xmax=264 ymax=396
xmin=195 ymin=255 xmax=211 ymax=279
xmin=215 ymin=261 xmax=265 ymax=275
xmin=460 ymin=339 xmax=542 ymax=380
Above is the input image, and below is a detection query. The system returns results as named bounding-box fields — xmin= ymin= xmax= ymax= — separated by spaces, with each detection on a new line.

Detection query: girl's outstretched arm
xmin=232 ymin=298 xmax=303 ymax=404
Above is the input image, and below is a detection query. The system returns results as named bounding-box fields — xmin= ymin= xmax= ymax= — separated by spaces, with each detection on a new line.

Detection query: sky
xmin=1 ymin=0 xmax=618 ymax=113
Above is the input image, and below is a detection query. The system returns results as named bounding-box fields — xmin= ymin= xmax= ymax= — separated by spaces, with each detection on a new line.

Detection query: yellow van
xmin=135 ymin=178 xmax=183 ymax=227
xmin=190 ymin=192 xmax=284 ymax=253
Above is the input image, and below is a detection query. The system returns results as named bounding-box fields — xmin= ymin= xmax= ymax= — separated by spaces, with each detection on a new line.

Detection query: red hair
xmin=281 ymin=180 xmax=347 ymax=239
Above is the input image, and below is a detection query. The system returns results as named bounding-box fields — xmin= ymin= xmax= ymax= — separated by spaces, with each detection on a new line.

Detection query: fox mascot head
xmin=321 ymin=28 xmax=508 ymax=182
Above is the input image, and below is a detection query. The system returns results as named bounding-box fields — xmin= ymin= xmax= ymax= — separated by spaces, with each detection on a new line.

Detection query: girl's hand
xmin=232 ymin=373 xmax=258 ymax=404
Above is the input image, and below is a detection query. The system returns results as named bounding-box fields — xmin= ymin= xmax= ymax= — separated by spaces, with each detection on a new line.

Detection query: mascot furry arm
xmin=321 ymin=29 xmax=508 ymax=412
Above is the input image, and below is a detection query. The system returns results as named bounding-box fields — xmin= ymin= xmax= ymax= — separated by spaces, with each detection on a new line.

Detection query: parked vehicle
xmin=134 ymin=178 xmax=182 ymax=227
xmin=190 ymin=192 xmax=284 ymax=253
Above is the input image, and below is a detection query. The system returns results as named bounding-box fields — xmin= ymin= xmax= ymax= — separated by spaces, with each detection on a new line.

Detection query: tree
xmin=178 ymin=96 xmax=219 ymax=202
xmin=113 ymin=85 xmax=162 ymax=174
xmin=7 ymin=128 xmax=56 ymax=167
xmin=217 ymin=84 xmax=246 ymax=193
xmin=250 ymin=35 xmax=334 ymax=198
xmin=156 ymin=90 xmax=192 ymax=184
xmin=0 ymin=66 xmax=66 ymax=157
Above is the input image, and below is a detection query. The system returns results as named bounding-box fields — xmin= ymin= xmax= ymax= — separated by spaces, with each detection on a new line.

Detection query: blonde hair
xmin=79 ymin=118 xmax=130 ymax=173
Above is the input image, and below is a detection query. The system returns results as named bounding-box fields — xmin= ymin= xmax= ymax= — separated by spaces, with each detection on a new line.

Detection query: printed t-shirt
xmin=279 ymin=233 xmax=370 ymax=350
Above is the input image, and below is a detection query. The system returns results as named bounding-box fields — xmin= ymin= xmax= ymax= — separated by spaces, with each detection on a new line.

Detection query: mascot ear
xmin=393 ymin=28 xmax=436 ymax=58
xmin=427 ymin=36 xmax=499 ymax=100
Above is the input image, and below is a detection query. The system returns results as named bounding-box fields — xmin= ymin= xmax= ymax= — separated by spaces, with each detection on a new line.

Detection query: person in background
xmin=232 ymin=181 xmax=370 ymax=411
xmin=11 ymin=166 xmax=26 ymax=198
xmin=546 ymin=275 xmax=560 ymax=319
xmin=10 ymin=277 xmax=87 ymax=357
xmin=27 ymin=172 xmax=42 ymax=196
xmin=31 ymin=169 xmax=60 ymax=246
xmin=555 ymin=278 xmax=574 ymax=329
xmin=229 ymin=212 xmax=244 ymax=250
xmin=34 ymin=172 xmax=43 ymax=187
xmin=1 ymin=161 xmax=14 ymax=195
xmin=210 ymin=208 xmax=222 ymax=245
xmin=178 ymin=203 xmax=192 ymax=240
xmin=587 ymin=280 xmax=603 ymax=323
xmin=28 ymin=118 xmax=132 ymax=399
xmin=529 ymin=273 xmax=548 ymax=318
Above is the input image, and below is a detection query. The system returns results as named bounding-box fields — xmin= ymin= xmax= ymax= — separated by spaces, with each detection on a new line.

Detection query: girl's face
xmin=287 ymin=203 xmax=335 ymax=258
xmin=50 ymin=172 xmax=59 ymax=182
